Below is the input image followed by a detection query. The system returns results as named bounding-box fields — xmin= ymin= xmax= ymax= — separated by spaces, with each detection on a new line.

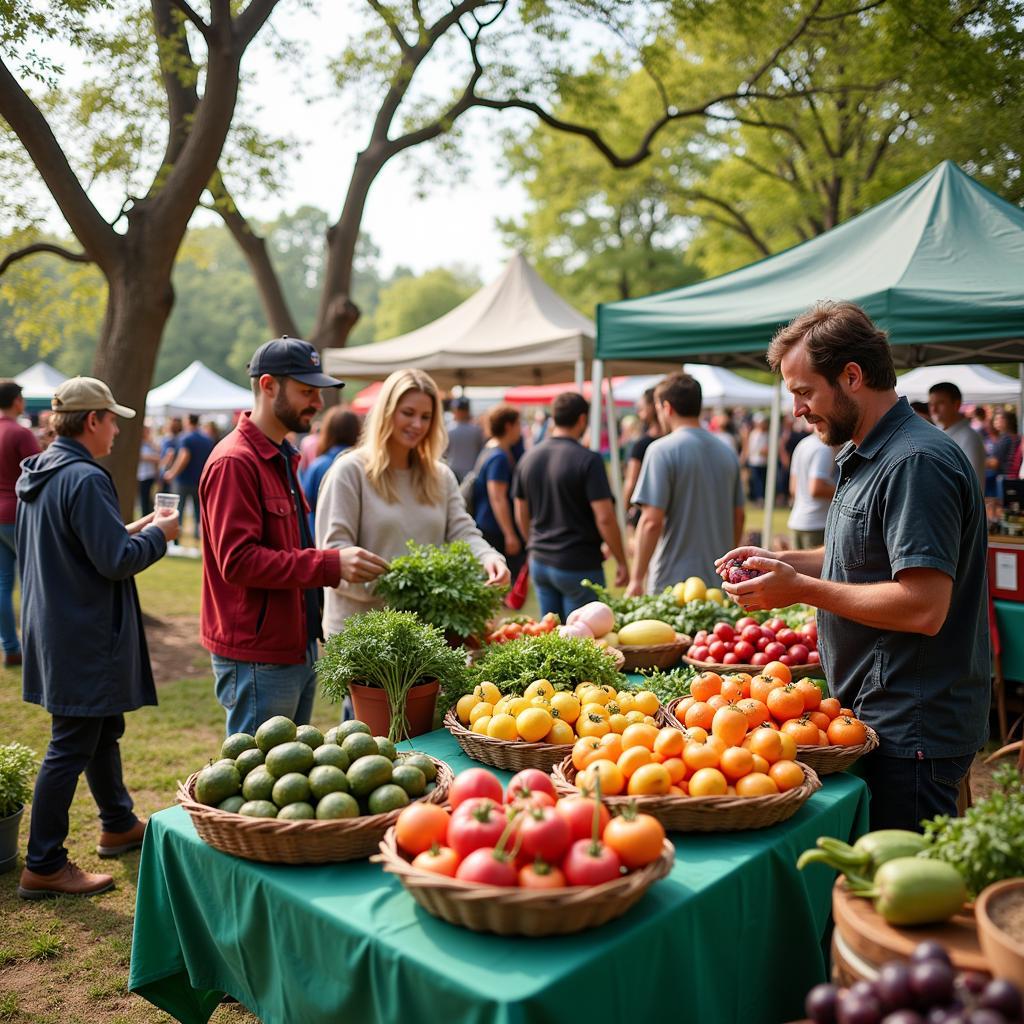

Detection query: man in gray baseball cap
xmin=16 ymin=377 xmax=179 ymax=898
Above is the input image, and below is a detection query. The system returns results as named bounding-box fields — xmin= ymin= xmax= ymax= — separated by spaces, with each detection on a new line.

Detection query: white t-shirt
xmin=787 ymin=434 xmax=837 ymax=532
xmin=944 ymin=418 xmax=986 ymax=489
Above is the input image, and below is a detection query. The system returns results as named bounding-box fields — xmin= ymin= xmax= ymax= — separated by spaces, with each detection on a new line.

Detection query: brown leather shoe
xmin=2 ymin=652 xmax=21 ymax=667
xmin=97 ymin=818 xmax=147 ymax=857
xmin=17 ymin=861 xmax=114 ymax=900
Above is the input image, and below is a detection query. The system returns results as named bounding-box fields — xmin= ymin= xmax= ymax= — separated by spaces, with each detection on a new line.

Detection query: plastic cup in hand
xmin=154 ymin=493 xmax=180 ymax=518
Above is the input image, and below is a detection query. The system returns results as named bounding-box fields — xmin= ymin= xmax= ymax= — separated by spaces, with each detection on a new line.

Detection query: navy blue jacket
xmin=16 ymin=437 xmax=167 ymax=716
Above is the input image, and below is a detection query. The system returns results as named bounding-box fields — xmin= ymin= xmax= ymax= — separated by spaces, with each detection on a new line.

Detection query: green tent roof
xmin=596 ymin=162 xmax=1024 ymax=369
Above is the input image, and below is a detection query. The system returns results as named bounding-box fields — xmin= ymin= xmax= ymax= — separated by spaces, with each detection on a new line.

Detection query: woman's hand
xmin=337 ymin=547 xmax=390 ymax=584
xmin=482 ymin=554 xmax=510 ymax=588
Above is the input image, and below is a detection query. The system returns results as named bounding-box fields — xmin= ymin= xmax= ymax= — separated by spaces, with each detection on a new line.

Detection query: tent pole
xmin=1019 ymin=364 xmax=1023 ymax=430
xmin=762 ymin=379 xmax=782 ymax=548
xmin=605 ymin=376 xmax=626 ymax=536
xmin=575 ymin=359 xmax=585 ymax=391
xmin=590 ymin=359 xmax=604 ymax=451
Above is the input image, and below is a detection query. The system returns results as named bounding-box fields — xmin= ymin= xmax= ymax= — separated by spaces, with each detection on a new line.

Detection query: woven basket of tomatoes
xmin=372 ymin=766 xmax=675 ymax=936
xmin=665 ymin=664 xmax=879 ymax=776
xmin=683 ymin=615 xmax=821 ymax=679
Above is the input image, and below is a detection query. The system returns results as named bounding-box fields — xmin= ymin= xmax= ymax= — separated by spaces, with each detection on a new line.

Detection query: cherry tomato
xmin=448 ymin=767 xmax=504 ymax=810
xmin=411 ymin=845 xmax=459 ymax=877
xmin=562 ymin=838 xmax=623 ymax=886
xmin=455 ymin=847 xmax=518 ymax=886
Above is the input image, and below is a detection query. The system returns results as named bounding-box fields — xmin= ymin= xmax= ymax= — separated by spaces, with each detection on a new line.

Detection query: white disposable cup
xmin=154 ymin=493 xmax=180 ymax=517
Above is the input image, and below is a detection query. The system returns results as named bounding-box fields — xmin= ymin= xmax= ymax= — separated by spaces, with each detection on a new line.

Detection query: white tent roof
xmin=146 ymin=360 xmax=253 ymax=417
xmin=896 ymin=364 xmax=1021 ymax=404
xmin=323 ymin=253 xmax=595 ymax=388
xmin=611 ymin=365 xmax=776 ymax=408
xmin=15 ymin=361 xmax=67 ymax=399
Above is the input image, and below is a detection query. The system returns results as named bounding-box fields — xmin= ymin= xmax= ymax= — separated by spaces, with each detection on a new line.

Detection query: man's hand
xmin=722 ymin=556 xmax=804 ymax=611
xmin=714 ymin=545 xmax=775 ymax=579
xmin=613 ymin=562 xmax=629 ymax=588
xmin=337 ymin=547 xmax=390 ymax=584
xmin=153 ymin=511 xmax=180 ymax=543
xmin=503 ymin=532 xmax=522 ymax=557
xmin=126 ymin=512 xmax=155 ymax=536
xmin=482 ymin=554 xmax=510 ymax=588
xmin=624 ymin=576 xmax=644 ymax=597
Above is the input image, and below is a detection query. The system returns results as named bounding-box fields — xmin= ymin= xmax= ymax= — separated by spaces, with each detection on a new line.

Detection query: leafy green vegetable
xmin=375 ymin=540 xmax=506 ymax=642
xmin=921 ymin=763 xmax=1024 ymax=898
xmin=637 ymin=664 xmax=699 ymax=705
xmin=0 ymin=742 xmax=39 ymax=817
xmin=318 ymin=609 xmax=469 ymax=742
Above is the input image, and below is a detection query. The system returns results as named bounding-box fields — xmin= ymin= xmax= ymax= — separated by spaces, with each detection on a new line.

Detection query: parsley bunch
xmin=375 ymin=541 xmax=505 ymax=642
xmin=0 ymin=742 xmax=38 ymax=817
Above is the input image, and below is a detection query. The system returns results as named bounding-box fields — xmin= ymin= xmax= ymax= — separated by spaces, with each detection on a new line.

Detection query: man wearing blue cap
xmin=199 ymin=337 xmax=389 ymax=736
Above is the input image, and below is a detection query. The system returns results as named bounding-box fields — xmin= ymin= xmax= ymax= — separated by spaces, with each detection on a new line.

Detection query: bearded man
xmin=199 ymin=338 xmax=388 ymax=736
xmin=716 ymin=302 xmax=989 ymax=832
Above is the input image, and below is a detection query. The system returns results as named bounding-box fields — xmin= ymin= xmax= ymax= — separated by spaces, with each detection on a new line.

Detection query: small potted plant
xmin=374 ymin=541 xmax=506 ymax=648
xmin=318 ymin=609 xmax=469 ymax=741
xmin=0 ymin=742 xmax=38 ymax=874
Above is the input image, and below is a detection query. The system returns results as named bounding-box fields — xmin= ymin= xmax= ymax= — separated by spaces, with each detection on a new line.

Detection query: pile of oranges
xmin=673 ymin=660 xmax=869 ymax=749
xmin=454 ymin=680 xmax=662 ymax=745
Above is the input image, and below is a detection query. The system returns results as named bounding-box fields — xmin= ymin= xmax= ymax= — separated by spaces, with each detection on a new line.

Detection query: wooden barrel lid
xmin=833 ymin=879 xmax=989 ymax=976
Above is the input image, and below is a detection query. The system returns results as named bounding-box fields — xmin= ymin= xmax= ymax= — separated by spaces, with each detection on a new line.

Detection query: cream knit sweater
xmin=315 ymin=449 xmax=503 ymax=637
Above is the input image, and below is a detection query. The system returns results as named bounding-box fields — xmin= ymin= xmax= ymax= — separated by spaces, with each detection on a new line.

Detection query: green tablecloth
xmin=129 ymin=728 xmax=869 ymax=1024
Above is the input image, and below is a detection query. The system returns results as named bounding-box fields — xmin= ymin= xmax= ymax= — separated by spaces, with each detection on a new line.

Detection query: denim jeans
xmin=211 ymin=642 xmax=318 ymax=737
xmin=174 ymin=482 xmax=201 ymax=539
xmin=26 ymin=713 xmax=138 ymax=874
xmin=529 ymin=559 xmax=603 ymax=622
xmin=855 ymin=750 xmax=974 ymax=833
xmin=0 ymin=522 xmax=19 ymax=655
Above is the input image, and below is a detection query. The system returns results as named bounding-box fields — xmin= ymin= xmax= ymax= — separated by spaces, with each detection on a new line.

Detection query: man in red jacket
xmin=200 ymin=338 xmax=388 ymax=736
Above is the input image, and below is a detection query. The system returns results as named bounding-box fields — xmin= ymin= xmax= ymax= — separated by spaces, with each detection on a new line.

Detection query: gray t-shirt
xmin=632 ymin=426 xmax=744 ymax=591
xmin=444 ymin=421 xmax=484 ymax=482
xmin=945 ymin=418 xmax=986 ymax=490
xmin=787 ymin=434 xmax=837 ymax=531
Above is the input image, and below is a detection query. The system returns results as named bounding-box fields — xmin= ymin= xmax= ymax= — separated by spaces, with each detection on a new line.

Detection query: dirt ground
xmin=143 ymin=613 xmax=209 ymax=685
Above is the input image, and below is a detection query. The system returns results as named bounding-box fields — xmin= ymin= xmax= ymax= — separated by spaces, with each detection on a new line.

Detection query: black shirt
xmin=511 ymin=436 xmax=612 ymax=571
xmin=629 ymin=433 xmax=657 ymax=466
xmin=278 ymin=441 xmax=323 ymax=645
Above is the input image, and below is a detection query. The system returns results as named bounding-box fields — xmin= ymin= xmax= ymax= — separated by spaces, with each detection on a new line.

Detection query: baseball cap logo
xmin=310 ymin=350 xmax=321 ymax=367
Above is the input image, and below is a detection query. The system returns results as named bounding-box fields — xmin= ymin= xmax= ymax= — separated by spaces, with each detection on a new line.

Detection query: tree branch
xmin=0 ymin=243 xmax=92 ymax=277
xmin=686 ymin=191 xmax=772 ymax=256
xmin=169 ymin=0 xmax=212 ymax=42
xmin=366 ymin=0 xmax=412 ymax=55
xmin=810 ymin=0 xmax=887 ymax=22
xmin=236 ymin=0 xmax=281 ymax=49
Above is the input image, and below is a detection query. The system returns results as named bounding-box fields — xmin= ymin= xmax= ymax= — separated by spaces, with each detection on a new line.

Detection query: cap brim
xmin=290 ymin=372 xmax=345 ymax=388
xmin=111 ymin=403 xmax=136 ymax=418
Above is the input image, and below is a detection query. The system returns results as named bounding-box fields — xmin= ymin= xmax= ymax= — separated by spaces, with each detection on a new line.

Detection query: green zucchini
xmin=855 ymin=857 xmax=967 ymax=926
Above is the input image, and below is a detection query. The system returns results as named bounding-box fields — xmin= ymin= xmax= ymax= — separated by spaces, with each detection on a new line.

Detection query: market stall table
xmin=129 ymin=727 xmax=869 ymax=1024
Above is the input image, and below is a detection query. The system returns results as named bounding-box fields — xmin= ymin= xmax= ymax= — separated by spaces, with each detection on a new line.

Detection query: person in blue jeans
xmin=511 ymin=391 xmax=628 ymax=621
xmin=165 ymin=413 xmax=215 ymax=539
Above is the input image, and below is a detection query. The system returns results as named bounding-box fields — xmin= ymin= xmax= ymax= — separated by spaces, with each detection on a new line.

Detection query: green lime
xmin=367 ymin=784 xmax=410 ymax=815
xmin=374 ymin=736 xmax=398 ymax=761
xmin=234 ymin=747 xmax=266 ymax=780
xmin=391 ymin=764 xmax=426 ymax=797
xmin=346 ymin=754 xmax=393 ymax=798
xmin=265 ymin=741 xmax=315 ymax=778
xmin=323 ymin=726 xmax=340 ymax=746
xmin=334 ymin=720 xmax=371 ymax=742
xmin=401 ymin=753 xmax=437 ymax=782
xmin=341 ymin=732 xmax=379 ymax=763
xmin=308 ymin=765 xmax=350 ymax=800
xmin=255 ymin=716 xmax=297 ymax=753
xmin=241 ymin=765 xmax=276 ymax=802
xmin=315 ymin=792 xmax=359 ymax=819
xmin=277 ymin=802 xmax=315 ymax=820
xmin=238 ymin=800 xmax=278 ymax=818
xmin=295 ymin=724 xmax=324 ymax=749
xmin=217 ymin=795 xmax=246 ymax=814
xmin=272 ymin=772 xmax=311 ymax=807
xmin=313 ymin=744 xmax=349 ymax=770
xmin=221 ymin=733 xmax=257 ymax=760
xmin=195 ymin=763 xmax=241 ymax=806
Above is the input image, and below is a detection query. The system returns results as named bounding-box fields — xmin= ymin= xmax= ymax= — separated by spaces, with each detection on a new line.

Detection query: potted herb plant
xmin=374 ymin=541 xmax=506 ymax=648
xmin=318 ymin=609 xmax=469 ymax=741
xmin=0 ymin=742 xmax=38 ymax=874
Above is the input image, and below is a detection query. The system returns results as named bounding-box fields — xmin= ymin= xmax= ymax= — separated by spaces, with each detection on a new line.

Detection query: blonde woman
xmin=316 ymin=369 xmax=509 ymax=635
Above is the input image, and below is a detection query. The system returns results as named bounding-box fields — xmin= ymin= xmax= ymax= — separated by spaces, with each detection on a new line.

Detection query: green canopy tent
xmin=591 ymin=161 xmax=1024 ymax=538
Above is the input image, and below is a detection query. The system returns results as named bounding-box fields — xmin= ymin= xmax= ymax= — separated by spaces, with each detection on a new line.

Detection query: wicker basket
xmin=176 ymin=754 xmax=453 ymax=864
xmin=372 ymin=827 xmax=675 ymax=936
xmin=551 ymin=754 xmax=821 ymax=832
xmin=664 ymin=697 xmax=879 ymax=776
xmin=444 ymin=709 xmax=573 ymax=772
xmin=616 ymin=633 xmax=691 ymax=672
xmin=680 ymin=654 xmax=819 ymax=680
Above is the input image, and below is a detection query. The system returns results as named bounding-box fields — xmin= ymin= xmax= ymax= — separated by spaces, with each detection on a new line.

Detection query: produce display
xmin=191 ymin=716 xmax=441 ymax=819
xmin=391 ymin=765 xmax=667 ymax=886
xmin=686 ymin=614 xmax=820 ymax=668
xmin=484 ymin=613 xmax=560 ymax=644
xmin=673 ymin=662 xmax=869 ymax=749
xmin=804 ymin=941 xmax=1023 ymax=1024
xmin=454 ymin=678 xmax=662 ymax=744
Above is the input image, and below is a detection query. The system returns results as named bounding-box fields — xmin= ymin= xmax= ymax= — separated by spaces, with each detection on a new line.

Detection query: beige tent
xmin=322 ymin=254 xmax=594 ymax=388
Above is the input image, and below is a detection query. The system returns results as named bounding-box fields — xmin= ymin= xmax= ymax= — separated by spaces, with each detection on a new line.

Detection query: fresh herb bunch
xmin=375 ymin=540 xmax=506 ymax=642
xmin=0 ymin=742 xmax=38 ymax=818
xmin=318 ymin=609 xmax=469 ymax=741
xmin=921 ymin=763 xmax=1024 ymax=898
xmin=637 ymin=664 xmax=699 ymax=704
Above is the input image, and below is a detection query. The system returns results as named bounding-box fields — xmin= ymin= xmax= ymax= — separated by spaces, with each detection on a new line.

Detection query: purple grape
xmin=910 ymin=960 xmax=956 ymax=1007
xmin=725 ymin=558 xmax=762 ymax=584
xmin=978 ymin=979 xmax=1022 ymax=1020
xmin=838 ymin=992 xmax=884 ymax=1024
xmin=926 ymin=1009 xmax=955 ymax=1024
xmin=807 ymin=984 xmax=840 ymax=1024
xmin=878 ymin=963 xmax=915 ymax=1011
xmin=882 ymin=1012 xmax=925 ymax=1024
xmin=911 ymin=942 xmax=953 ymax=967
xmin=967 ymin=1011 xmax=1007 ymax=1024
xmin=957 ymin=973 xmax=989 ymax=997
xmin=851 ymin=981 xmax=880 ymax=1001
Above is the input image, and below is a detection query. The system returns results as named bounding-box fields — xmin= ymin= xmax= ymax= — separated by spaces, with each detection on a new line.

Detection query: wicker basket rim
xmin=795 ymin=724 xmax=880 ymax=757
xmin=679 ymin=654 xmax=820 ymax=673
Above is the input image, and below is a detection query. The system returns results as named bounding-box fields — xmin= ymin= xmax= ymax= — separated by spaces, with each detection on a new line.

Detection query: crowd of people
xmin=0 ymin=306 xmax=1002 ymax=895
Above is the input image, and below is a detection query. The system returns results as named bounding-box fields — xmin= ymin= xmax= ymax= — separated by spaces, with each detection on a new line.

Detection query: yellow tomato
xmin=624 ymin=710 xmax=647 ymax=726
xmin=579 ymin=686 xmax=610 ymax=707
xmin=577 ymin=760 xmax=625 ymax=797
xmin=576 ymin=711 xmax=611 ymax=738
xmin=525 ymin=678 xmax=554 ymax=701
xmin=516 ymin=707 xmax=553 ymax=743
xmin=608 ymin=713 xmax=629 ymax=734
xmin=470 ymin=715 xmax=492 ymax=735
xmin=550 ymin=692 xmax=580 ymax=724
xmin=545 ymin=719 xmax=575 ymax=745
xmin=504 ymin=697 xmax=529 ymax=717
xmin=456 ymin=693 xmax=480 ymax=725
xmin=627 ymin=762 xmax=672 ymax=796
xmin=493 ymin=697 xmax=512 ymax=716
xmin=621 ymin=723 xmax=659 ymax=751
xmin=615 ymin=691 xmax=635 ymax=714
xmin=469 ymin=702 xmax=494 ymax=725
xmin=689 ymin=767 xmax=728 ymax=797
xmin=474 ymin=681 xmax=501 ymax=705
xmin=580 ymin=702 xmax=610 ymax=723
xmin=529 ymin=695 xmax=553 ymax=710
xmin=486 ymin=714 xmax=518 ymax=741
xmin=643 ymin=716 xmax=658 ymax=728
xmin=777 ymin=731 xmax=798 ymax=762
xmin=633 ymin=690 xmax=660 ymax=716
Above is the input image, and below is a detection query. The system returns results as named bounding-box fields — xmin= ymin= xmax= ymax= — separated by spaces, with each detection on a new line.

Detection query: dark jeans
xmin=747 ymin=465 xmax=767 ymax=503
xmin=529 ymin=559 xmax=603 ymax=622
xmin=138 ymin=477 xmax=156 ymax=518
xmin=27 ymin=714 xmax=138 ymax=874
xmin=856 ymin=750 xmax=973 ymax=833
xmin=175 ymin=483 xmax=201 ymax=539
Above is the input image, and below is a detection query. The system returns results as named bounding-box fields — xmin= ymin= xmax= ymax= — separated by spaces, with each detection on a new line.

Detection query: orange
xmin=632 ymin=690 xmax=660 ymax=716
xmin=750 ymin=674 xmax=786 ymax=705
xmin=617 ymin=745 xmax=653 ymax=778
xmin=663 ymin=757 xmax=687 ymax=784
xmin=684 ymin=701 xmax=715 ymax=730
xmin=711 ymin=705 xmax=749 ymax=748
xmin=736 ymin=698 xmax=770 ymax=731
xmin=762 ymin=660 xmax=792 ymax=684
xmin=780 ymin=717 xmax=819 ymax=746
xmin=690 ymin=672 xmax=723 ymax=703
xmin=720 ymin=678 xmax=745 ymax=704
xmin=735 ymin=772 xmax=779 ymax=796
xmin=577 ymin=760 xmax=625 ymax=797
xmin=653 ymin=727 xmax=685 ymax=759
xmin=747 ymin=727 xmax=784 ymax=764
xmin=768 ymin=760 xmax=805 ymax=792
xmin=750 ymin=752 xmax=770 ymax=775
xmin=795 ymin=679 xmax=823 ymax=712
xmin=621 ymin=723 xmax=659 ymax=751
xmin=719 ymin=746 xmax=755 ymax=782
xmin=627 ymin=762 xmax=672 ymax=796
xmin=777 ymin=730 xmax=799 ymax=761
xmin=683 ymin=739 xmax=720 ymax=772
xmin=572 ymin=736 xmax=604 ymax=770
xmin=766 ymin=685 xmax=805 ymax=723
xmin=689 ymin=767 xmax=728 ymax=797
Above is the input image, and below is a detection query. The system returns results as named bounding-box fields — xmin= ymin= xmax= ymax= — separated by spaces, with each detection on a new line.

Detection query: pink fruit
xmin=787 ymin=643 xmax=810 ymax=663
xmin=692 ymin=645 xmax=710 ymax=662
xmin=751 ymin=652 xmax=770 ymax=666
xmin=733 ymin=640 xmax=755 ymax=662
xmin=713 ymin=622 xmax=735 ymax=642
xmin=764 ymin=641 xmax=786 ymax=660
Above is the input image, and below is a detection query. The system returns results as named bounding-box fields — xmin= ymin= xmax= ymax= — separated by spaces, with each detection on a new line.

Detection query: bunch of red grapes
xmin=723 ymin=558 xmax=763 ymax=584
xmin=805 ymin=942 xmax=1022 ymax=1024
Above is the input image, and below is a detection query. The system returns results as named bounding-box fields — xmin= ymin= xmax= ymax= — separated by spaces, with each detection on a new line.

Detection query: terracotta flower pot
xmin=349 ymin=680 xmax=439 ymax=740
xmin=977 ymin=877 xmax=1024 ymax=987
xmin=0 ymin=804 xmax=24 ymax=874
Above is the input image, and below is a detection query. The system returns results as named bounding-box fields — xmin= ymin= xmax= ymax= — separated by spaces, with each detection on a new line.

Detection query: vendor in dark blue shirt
xmin=165 ymin=413 xmax=215 ymax=540
xmin=717 ymin=301 xmax=989 ymax=833
xmin=472 ymin=404 xmax=526 ymax=581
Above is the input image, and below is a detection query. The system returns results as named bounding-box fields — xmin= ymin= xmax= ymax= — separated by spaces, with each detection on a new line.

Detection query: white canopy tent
xmin=146 ymin=360 xmax=253 ymax=417
xmin=611 ymin=365 xmax=776 ymax=407
xmin=323 ymin=253 xmax=595 ymax=388
xmin=896 ymin=364 xmax=1021 ymax=404
xmin=15 ymin=361 xmax=67 ymax=408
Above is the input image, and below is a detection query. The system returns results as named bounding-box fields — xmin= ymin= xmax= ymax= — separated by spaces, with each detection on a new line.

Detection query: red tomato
xmin=516 ymin=806 xmax=572 ymax=864
xmin=741 ymin=624 xmax=762 ymax=643
xmin=455 ymin=848 xmax=518 ymax=886
xmin=509 ymin=790 xmax=556 ymax=812
xmin=518 ymin=861 xmax=567 ymax=889
xmin=708 ymin=640 xmax=727 ymax=661
xmin=394 ymin=803 xmax=450 ymax=856
xmin=448 ymin=768 xmax=504 ymax=810
xmin=735 ymin=616 xmax=758 ymax=630
xmin=787 ymin=643 xmax=810 ymax=663
xmin=764 ymin=641 xmax=787 ymax=660
xmin=554 ymin=794 xmax=611 ymax=843
xmin=733 ymin=640 xmax=755 ymax=662
xmin=765 ymin=617 xmax=786 ymax=633
xmin=411 ymin=845 xmax=459 ymax=877
xmin=776 ymin=628 xmax=799 ymax=648
xmin=505 ymin=768 xmax=557 ymax=804
xmin=448 ymin=800 xmax=508 ymax=859
xmin=562 ymin=839 xmax=623 ymax=886
xmin=691 ymin=645 xmax=710 ymax=661
xmin=712 ymin=622 xmax=735 ymax=642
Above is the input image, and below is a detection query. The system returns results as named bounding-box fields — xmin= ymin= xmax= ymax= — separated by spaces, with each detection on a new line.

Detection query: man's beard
xmin=817 ymin=385 xmax=859 ymax=446
xmin=273 ymin=389 xmax=316 ymax=433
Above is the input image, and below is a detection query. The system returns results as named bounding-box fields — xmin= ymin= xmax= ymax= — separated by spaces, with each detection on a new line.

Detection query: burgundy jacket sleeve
xmin=201 ymin=455 xmax=341 ymax=589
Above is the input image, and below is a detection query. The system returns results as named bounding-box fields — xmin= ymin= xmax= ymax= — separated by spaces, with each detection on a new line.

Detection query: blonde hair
xmin=359 ymin=369 xmax=446 ymax=504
